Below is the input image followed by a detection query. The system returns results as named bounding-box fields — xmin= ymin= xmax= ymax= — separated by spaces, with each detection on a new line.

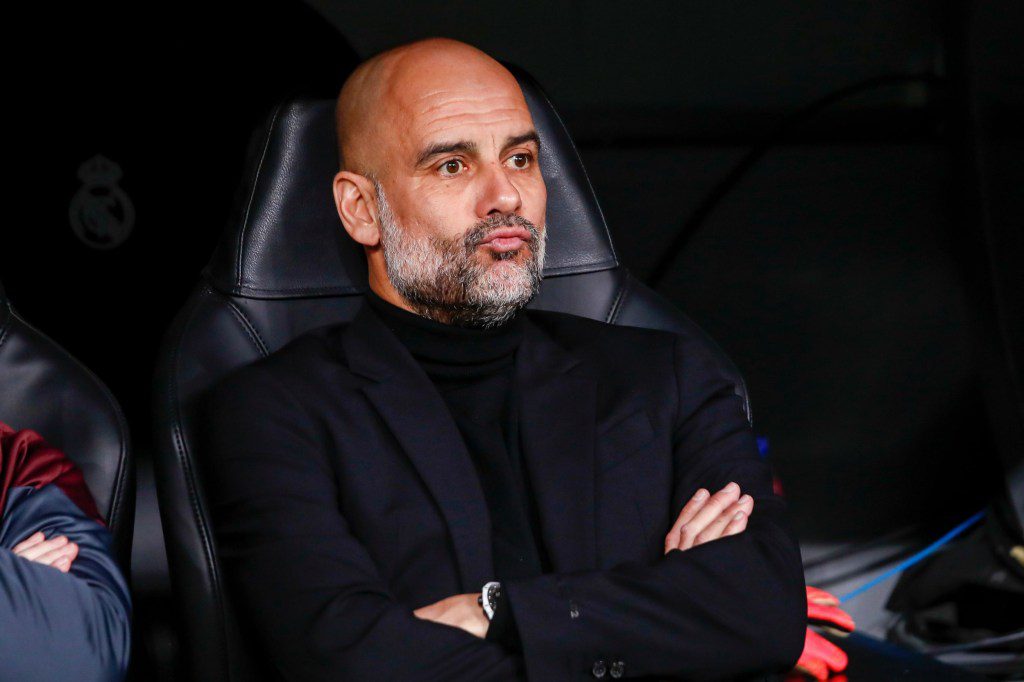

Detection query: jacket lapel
xmin=340 ymin=302 xmax=495 ymax=591
xmin=515 ymin=315 xmax=599 ymax=573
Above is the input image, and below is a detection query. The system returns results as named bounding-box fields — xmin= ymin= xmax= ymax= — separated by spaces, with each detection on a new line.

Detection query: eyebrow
xmin=503 ymin=131 xmax=540 ymax=153
xmin=414 ymin=130 xmax=541 ymax=168
xmin=415 ymin=140 xmax=477 ymax=167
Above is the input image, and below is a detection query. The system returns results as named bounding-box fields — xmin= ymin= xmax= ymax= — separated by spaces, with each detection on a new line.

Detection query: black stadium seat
xmin=0 ymin=279 xmax=135 ymax=569
xmin=152 ymin=66 xmax=749 ymax=681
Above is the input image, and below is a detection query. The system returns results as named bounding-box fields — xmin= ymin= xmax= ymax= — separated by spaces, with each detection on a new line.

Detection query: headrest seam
xmin=236 ymin=102 xmax=288 ymax=288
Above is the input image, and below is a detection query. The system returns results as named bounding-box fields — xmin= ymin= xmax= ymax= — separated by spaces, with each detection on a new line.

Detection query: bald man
xmin=204 ymin=38 xmax=806 ymax=681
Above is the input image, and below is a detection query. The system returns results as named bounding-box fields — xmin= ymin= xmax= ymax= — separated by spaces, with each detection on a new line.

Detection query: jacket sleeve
xmin=0 ymin=484 xmax=132 ymax=682
xmin=203 ymin=368 xmax=525 ymax=682
xmin=499 ymin=331 xmax=808 ymax=680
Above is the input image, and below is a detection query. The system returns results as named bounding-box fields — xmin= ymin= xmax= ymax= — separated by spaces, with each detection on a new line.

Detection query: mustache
xmin=462 ymin=214 xmax=542 ymax=250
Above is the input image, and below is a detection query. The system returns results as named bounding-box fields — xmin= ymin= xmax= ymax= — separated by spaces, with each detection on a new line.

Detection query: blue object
xmin=756 ymin=436 xmax=770 ymax=459
xmin=838 ymin=508 xmax=987 ymax=603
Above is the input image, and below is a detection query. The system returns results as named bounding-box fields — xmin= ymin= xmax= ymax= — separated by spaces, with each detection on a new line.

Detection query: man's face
xmin=373 ymin=64 xmax=548 ymax=326
xmin=376 ymin=181 xmax=545 ymax=328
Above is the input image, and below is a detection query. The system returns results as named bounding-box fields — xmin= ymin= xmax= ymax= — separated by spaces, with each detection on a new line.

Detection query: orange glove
xmin=792 ymin=586 xmax=855 ymax=680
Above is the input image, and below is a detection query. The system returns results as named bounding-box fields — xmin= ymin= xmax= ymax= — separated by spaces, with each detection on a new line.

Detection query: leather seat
xmin=153 ymin=65 xmax=750 ymax=681
xmin=0 ymin=279 xmax=135 ymax=569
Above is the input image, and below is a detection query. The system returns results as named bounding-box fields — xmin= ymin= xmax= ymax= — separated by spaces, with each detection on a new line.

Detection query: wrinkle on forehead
xmin=421 ymin=110 xmax=526 ymax=136
xmin=413 ymin=94 xmax=522 ymax=117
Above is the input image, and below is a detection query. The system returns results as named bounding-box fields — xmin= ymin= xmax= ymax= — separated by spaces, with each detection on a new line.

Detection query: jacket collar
xmin=340 ymin=300 xmax=599 ymax=589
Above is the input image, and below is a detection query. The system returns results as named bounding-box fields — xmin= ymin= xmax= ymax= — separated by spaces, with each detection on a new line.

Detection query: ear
xmin=332 ymin=171 xmax=380 ymax=247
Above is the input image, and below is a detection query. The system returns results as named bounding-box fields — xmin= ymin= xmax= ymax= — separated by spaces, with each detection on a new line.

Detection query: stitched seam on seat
xmin=224 ymin=300 xmax=270 ymax=358
xmin=606 ymin=270 xmax=631 ymax=324
xmin=235 ymin=104 xmax=286 ymax=288
xmin=544 ymin=257 xmax=619 ymax=276
xmin=9 ymin=310 xmax=132 ymax=540
xmin=166 ymin=285 xmax=231 ymax=680
xmin=531 ymin=80 xmax=620 ymax=266
xmin=217 ymin=282 xmax=367 ymax=298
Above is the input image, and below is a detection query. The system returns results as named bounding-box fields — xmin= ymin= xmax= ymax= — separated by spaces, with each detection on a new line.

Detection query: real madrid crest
xmin=69 ymin=154 xmax=135 ymax=249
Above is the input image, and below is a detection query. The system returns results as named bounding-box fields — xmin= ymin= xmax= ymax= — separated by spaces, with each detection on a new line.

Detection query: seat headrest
xmin=205 ymin=65 xmax=619 ymax=299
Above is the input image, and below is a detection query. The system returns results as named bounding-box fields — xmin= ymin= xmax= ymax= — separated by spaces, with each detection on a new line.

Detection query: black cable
xmin=933 ymin=651 xmax=1024 ymax=679
xmin=888 ymin=606 xmax=1024 ymax=679
xmin=645 ymin=73 xmax=944 ymax=289
xmin=928 ymin=629 xmax=1024 ymax=655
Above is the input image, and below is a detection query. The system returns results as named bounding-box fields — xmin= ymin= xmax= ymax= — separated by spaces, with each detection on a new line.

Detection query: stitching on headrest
xmin=236 ymin=102 xmax=288 ymax=288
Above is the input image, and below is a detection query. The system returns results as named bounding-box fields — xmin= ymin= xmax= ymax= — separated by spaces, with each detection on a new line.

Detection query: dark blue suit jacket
xmin=203 ymin=300 xmax=807 ymax=681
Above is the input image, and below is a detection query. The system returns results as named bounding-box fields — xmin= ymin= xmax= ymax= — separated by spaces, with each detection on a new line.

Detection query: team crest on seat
xmin=69 ymin=154 xmax=135 ymax=250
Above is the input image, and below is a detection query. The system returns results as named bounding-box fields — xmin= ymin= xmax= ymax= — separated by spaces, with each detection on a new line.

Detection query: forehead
xmin=388 ymin=67 xmax=535 ymax=150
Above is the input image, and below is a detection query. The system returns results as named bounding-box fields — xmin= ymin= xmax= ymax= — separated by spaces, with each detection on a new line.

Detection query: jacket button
xmin=569 ymin=600 xmax=580 ymax=619
xmin=592 ymin=659 xmax=607 ymax=678
xmin=610 ymin=659 xmax=625 ymax=678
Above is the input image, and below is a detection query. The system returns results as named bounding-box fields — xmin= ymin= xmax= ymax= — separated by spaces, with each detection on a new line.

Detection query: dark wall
xmin=2 ymin=1 xmax=358 ymax=442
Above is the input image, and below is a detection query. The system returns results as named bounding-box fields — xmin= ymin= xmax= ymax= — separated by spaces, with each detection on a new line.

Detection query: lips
xmin=479 ymin=227 xmax=532 ymax=253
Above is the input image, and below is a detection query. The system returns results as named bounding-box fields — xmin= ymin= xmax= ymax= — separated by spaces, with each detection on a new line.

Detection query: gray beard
xmin=375 ymin=182 xmax=546 ymax=329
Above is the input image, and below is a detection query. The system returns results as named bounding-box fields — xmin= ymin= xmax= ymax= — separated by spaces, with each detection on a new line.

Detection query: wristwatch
xmin=478 ymin=581 xmax=502 ymax=621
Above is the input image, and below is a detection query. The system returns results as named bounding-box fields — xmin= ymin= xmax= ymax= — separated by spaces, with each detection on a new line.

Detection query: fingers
xmin=15 ymin=534 xmax=69 ymax=561
xmin=13 ymin=534 xmax=79 ymax=570
xmin=663 ymin=488 xmax=709 ymax=552
xmin=718 ymin=500 xmax=752 ymax=539
xmin=52 ymin=540 xmax=79 ymax=569
xmin=677 ymin=482 xmax=742 ymax=550
xmin=805 ymin=627 xmax=849 ymax=672
xmin=663 ymin=482 xmax=759 ymax=553
xmin=12 ymin=531 xmax=46 ymax=554
xmin=40 ymin=542 xmax=79 ymax=572
xmin=793 ymin=628 xmax=852 ymax=680
xmin=807 ymin=586 xmax=840 ymax=606
xmin=695 ymin=494 xmax=754 ymax=546
xmin=808 ymin=601 xmax=856 ymax=632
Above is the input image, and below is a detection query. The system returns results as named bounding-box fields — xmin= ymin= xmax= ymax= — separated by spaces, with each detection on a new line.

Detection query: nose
xmin=474 ymin=162 xmax=522 ymax=218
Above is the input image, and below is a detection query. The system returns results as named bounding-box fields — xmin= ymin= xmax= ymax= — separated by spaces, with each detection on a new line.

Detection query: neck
xmin=363 ymin=287 xmax=525 ymax=379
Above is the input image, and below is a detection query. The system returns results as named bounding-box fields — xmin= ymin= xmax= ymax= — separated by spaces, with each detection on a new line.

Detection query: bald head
xmin=335 ymin=38 xmax=527 ymax=177
xmin=331 ymin=38 xmax=546 ymax=324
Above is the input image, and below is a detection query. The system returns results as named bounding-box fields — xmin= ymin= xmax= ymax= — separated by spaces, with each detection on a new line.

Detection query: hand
xmin=413 ymin=592 xmax=489 ymax=639
xmin=791 ymin=586 xmax=855 ymax=680
xmin=11 ymin=531 xmax=79 ymax=573
xmin=664 ymin=481 xmax=753 ymax=553
xmin=793 ymin=629 xmax=849 ymax=680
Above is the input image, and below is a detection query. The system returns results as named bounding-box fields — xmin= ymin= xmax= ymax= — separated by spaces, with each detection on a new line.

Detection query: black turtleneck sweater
xmin=364 ymin=289 xmax=552 ymax=651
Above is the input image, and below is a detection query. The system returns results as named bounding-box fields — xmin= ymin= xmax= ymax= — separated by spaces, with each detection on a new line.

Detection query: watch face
xmin=482 ymin=581 xmax=501 ymax=618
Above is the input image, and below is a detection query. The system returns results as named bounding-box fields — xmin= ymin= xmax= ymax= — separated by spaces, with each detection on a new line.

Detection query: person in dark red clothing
xmin=0 ymin=421 xmax=131 ymax=681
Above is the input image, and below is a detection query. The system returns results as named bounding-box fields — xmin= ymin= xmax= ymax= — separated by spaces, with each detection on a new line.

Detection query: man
xmin=0 ymin=421 xmax=131 ymax=681
xmin=204 ymin=38 xmax=807 ymax=680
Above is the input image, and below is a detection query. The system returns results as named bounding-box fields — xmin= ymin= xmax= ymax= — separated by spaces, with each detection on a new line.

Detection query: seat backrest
xmin=0 ymin=279 xmax=135 ymax=568
xmin=153 ymin=66 xmax=749 ymax=682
